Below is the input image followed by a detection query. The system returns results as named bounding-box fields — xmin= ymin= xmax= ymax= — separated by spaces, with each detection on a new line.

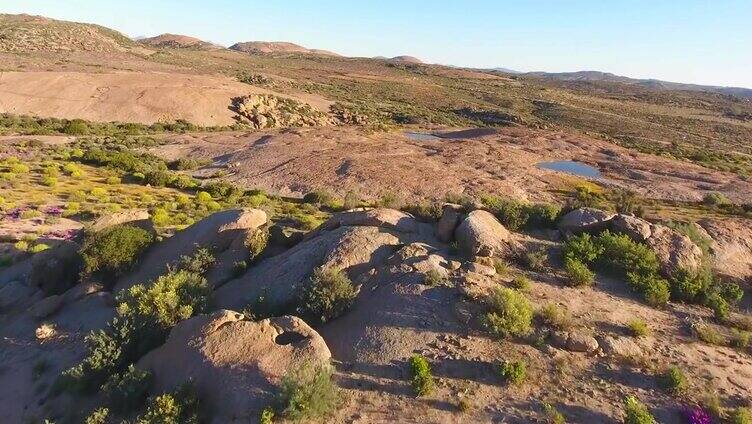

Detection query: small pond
xmin=537 ymin=160 xmax=602 ymax=178
xmin=404 ymin=131 xmax=441 ymax=141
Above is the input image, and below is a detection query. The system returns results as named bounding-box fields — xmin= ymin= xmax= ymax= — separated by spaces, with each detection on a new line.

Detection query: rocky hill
xmin=229 ymin=40 xmax=339 ymax=56
xmin=0 ymin=13 xmax=137 ymax=53
xmin=137 ymin=33 xmax=223 ymax=50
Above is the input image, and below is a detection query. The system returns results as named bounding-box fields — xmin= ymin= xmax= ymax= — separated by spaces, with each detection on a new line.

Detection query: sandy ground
xmin=0 ymin=71 xmax=332 ymax=126
xmin=147 ymin=126 xmax=752 ymax=204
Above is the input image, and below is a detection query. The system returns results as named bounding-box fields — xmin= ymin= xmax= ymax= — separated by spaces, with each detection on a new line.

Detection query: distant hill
xmin=523 ymin=70 xmax=752 ymax=98
xmin=138 ymin=33 xmax=223 ymax=50
xmin=229 ymin=41 xmax=339 ymax=56
xmin=388 ymin=55 xmax=423 ymax=64
xmin=0 ymin=13 xmax=137 ymax=53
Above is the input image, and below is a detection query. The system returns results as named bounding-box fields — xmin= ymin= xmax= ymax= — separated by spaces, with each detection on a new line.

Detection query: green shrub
xmin=498 ymin=360 xmax=526 ymax=385
xmin=597 ymin=231 xmax=660 ymax=277
xmin=537 ymin=303 xmax=573 ymax=330
xmin=658 ymin=366 xmax=688 ymax=394
xmin=303 ymin=190 xmax=340 ymax=209
xmin=9 ymin=162 xmax=30 ymax=173
xmin=613 ymin=189 xmax=643 ymax=216
xmin=63 ymin=119 xmax=90 ymax=135
xmin=542 ymin=402 xmax=566 ymax=424
xmin=562 ymin=233 xmax=602 ymax=265
xmin=81 ymin=224 xmax=154 ymax=277
xmin=136 ymin=384 xmax=200 ymax=424
xmin=177 ymin=248 xmax=216 ymax=274
xmin=627 ymin=319 xmax=650 ymax=337
xmin=343 ymin=191 xmax=360 ymax=210
xmin=41 ymin=175 xmax=58 ymax=187
xmin=669 ymin=268 xmax=711 ymax=301
xmin=484 ymin=287 xmax=533 ymax=338
xmin=703 ymin=192 xmax=730 ymax=206
xmin=409 ymin=354 xmax=434 ymax=396
xmin=58 ymin=270 xmax=209 ymax=394
xmin=706 ymin=293 xmax=729 ymax=321
xmin=564 ymin=258 xmax=595 ymax=286
xmin=29 ymin=243 xmax=50 ymax=254
xmin=623 ymin=396 xmax=656 ymax=424
xmin=627 ymin=272 xmax=671 ymax=306
xmin=527 ymin=203 xmax=562 ymax=228
xmin=299 ymin=267 xmax=358 ymax=323
xmin=260 ymin=407 xmax=275 ymax=424
xmin=143 ymin=170 xmax=171 ymax=187
xmin=694 ymin=322 xmax=726 ymax=345
xmin=481 ymin=196 xmax=528 ymax=230
xmin=403 ymin=201 xmax=443 ymax=222
xmin=246 ymin=228 xmax=269 ymax=261
xmin=730 ymin=330 xmax=750 ymax=348
xmin=510 ymin=275 xmax=531 ymax=291
xmin=63 ymin=162 xmax=84 ymax=177
xmin=493 ymin=259 xmax=509 ymax=276
xmin=424 ymin=269 xmax=446 ymax=286
xmin=85 ymin=407 xmax=110 ymax=424
xmin=731 ymin=407 xmax=752 ymax=424
xmin=279 ymin=362 xmax=339 ymax=420
xmin=523 ymin=248 xmax=548 ymax=271
xmin=105 ymin=176 xmax=121 ymax=185
xmin=102 ymin=365 xmax=152 ymax=413
xmin=117 ymin=270 xmax=210 ymax=330
xmin=151 ymin=208 xmax=170 ymax=227
xmin=170 ymin=157 xmax=208 ymax=170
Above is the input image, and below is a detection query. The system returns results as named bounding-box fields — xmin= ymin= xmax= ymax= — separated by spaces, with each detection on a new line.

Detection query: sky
xmin=2 ymin=0 xmax=751 ymax=88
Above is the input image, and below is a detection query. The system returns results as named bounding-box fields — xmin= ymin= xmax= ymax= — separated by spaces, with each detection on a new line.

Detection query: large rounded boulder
xmin=645 ymin=225 xmax=704 ymax=276
xmin=696 ymin=218 xmax=752 ymax=283
xmin=138 ymin=311 xmax=330 ymax=422
xmin=558 ymin=207 xmax=615 ymax=235
xmin=115 ymin=209 xmax=267 ymax=292
xmin=454 ymin=210 xmax=513 ymax=258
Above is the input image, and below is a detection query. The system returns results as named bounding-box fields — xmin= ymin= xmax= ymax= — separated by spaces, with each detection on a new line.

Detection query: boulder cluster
xmin=1 ymin=202 xmax=749 ymax=422
xmin=232 ymin=94 xmax=334 ymax=129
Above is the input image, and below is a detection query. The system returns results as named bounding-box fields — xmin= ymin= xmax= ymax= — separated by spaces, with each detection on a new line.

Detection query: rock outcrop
xmin=455 ymin=210 xmax=513 ymax=258
xmin=233 ymin=94 xmax=333 ymax=129
xmin=89 ymin=209 xmax=151 ymax=233
xmin=557 ymin=207 xmax=615 ymax=235
xmin=115 ymin=209 xmax=267 ymax=292
xmin=697 ymin=218 xmax=752 ymax=283
xmin=138 ymin=311 xmax=331 ymax=421
xmin=645 ymin=225 xmax=703 ymax=276
xmin=436 ymin=203 xmax=463 ymax=242
xmin=213 ymin=225 xmax=400 ymax=312
xmin=611 ymin=214 xmax=652 ymax=242
xmin=28 ymin=241 xmax=83 ymax=295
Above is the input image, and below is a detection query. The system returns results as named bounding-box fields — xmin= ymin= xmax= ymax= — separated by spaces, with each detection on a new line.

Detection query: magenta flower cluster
xmin=683 ymin=406 xmax=712 ymax=424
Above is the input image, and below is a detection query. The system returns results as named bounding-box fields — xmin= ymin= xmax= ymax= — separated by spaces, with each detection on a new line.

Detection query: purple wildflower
xmin=683 ymin=405 xmax=712 ymax=424
xmin=45 ymin=205 xmax=63 ymax=216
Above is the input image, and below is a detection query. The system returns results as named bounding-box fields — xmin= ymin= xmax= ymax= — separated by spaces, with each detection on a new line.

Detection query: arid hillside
xmin=0 ymin=12 xmax=751 ymax=424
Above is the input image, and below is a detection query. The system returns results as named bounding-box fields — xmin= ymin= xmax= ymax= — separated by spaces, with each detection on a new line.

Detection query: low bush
xmin=260 ymin=407 xmax=275 ymax=424
xmin=623 ymin=396 xmax=656 ymax=424
xmin=85 ymin=408 xmax=110 ymax=424
xmin=523 ymin=248 xmax=548 ymax=271
xmin=510 ymin=275 xmax=531 ymax=291
xmin=694 ymin=322 xmax=726 ymax=345
xmin=705 ymin=293 xmax=729 ymax=321
xmin=136 ymin=384 xmax=201 ymax=424
xmin=498 ymin=360 xmax=526 ymax=385
xmin=493 ymin=258 xmax=509 ymax=276
xmin=484 ymin=287 xmax=533 ymax=338
xmin=480 ymin=196 xmax=561 ymax=230
xmin=564 ymin=258 xmax=595 ymax=286
xmin=537 ymin=303 xmax=573 ymax=330
xmin=731 ymin=407 xmax=752 ymax=424
xmin=245 ymin=228 xmax=269 ymax=261
xmin=409 ymin=354 xmax=434 ymax=396
xmin=279 ymin=362 xmax=339 ymax=420
xmin=102 ymin=365 xmax=152 ymax=413
xmin=58 ymin=270 xmax=209 ymax=394
xmin=177 ymin=248 xmax=215 ymax=274
xmin=81 ymin=224 xmax=154 ymax=277
xmin=299 ymin=267 xmax=358 ymax=323
xmin=423 ymin=269 xmax=446 ymax=286
xmin=658 ymin=366 xmax=688 ymax=394
xmin=730 ymin=330 xmax=750 ymax=348
xmin=402 ymin=201 xmax=443 ymax=222
xmin=703 ymin=192 xmax=731 ymax=206
xmin=562 ymin=233 xmax=602 ymax=265
xmin=627 ymin=319 xmax=650 ymax=337
xmin=542 ymin=402 xmax=566 ymax=424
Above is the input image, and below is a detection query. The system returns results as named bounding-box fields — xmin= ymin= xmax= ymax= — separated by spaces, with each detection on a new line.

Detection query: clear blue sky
xmin=3 ymin=0 xmax=751 ymax=88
